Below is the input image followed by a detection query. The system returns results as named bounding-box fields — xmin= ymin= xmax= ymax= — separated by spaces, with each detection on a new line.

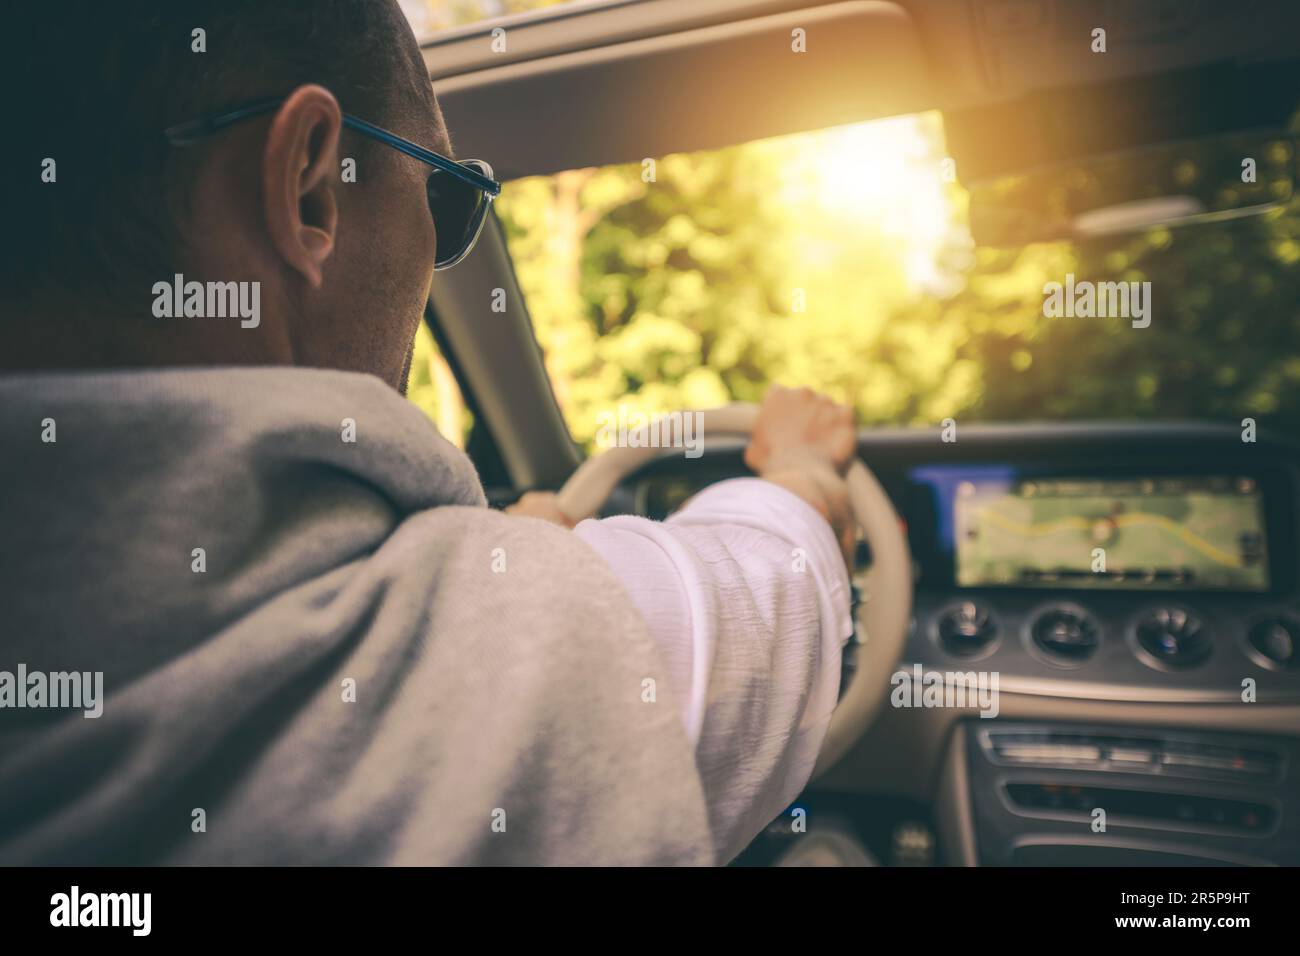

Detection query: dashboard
xmin=623 ymin=421 xmax=1300 ymax=704
xmin=615 ymin=420 xmax=1300 ymax=864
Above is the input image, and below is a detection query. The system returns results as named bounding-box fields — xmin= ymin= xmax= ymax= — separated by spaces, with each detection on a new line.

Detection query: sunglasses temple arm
xmin=164 ymin=98 xmax=285 ymax=146
xmin=341 ymin=115 xmax=501 ymax=195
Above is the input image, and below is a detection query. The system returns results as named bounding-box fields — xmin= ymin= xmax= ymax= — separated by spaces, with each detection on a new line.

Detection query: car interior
xmin=403 ymin=0 xmax=1300 ymax=866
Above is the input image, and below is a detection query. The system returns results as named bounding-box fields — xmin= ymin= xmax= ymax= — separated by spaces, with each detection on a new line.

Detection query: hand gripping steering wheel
xmin=555 ymin=403 xmax=913 ymax=776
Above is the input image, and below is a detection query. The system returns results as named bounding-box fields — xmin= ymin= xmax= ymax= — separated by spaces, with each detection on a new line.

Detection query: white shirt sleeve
xmin=573 ymin=477 xmax=854 ymax=862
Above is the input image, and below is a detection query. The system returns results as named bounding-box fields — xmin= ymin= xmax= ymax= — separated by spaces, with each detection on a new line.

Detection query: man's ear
xmin=262 ymin=84 xmax=342 ymax=288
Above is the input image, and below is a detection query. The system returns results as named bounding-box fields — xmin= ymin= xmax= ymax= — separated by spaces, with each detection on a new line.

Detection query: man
xmin=0 ymin=1 xmax=857 ymax=865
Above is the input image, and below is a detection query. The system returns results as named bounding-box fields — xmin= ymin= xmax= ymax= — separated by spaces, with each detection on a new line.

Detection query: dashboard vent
xmin=982 ymin=728 xmax=1283 ymax=783
xmin=1030 ymin=607 xmax=1100 ymax=663
xmin=936 ymin=602 xmax=998 ymax=657
xmin=1134 ymin=606 xmax=1210 ymax=668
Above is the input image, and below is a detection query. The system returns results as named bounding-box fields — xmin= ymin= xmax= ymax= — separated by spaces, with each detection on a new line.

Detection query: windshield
xmin=494 ymin=111 xmax=1300 ymax=448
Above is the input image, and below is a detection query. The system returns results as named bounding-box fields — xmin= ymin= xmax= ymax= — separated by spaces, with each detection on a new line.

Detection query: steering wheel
xmin=555 ymin=403 xmax=913 ymax=776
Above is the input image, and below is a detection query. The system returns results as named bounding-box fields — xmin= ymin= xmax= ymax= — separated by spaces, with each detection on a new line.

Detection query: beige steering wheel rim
xmin=555 ymin=403 xmax=913 ymax=777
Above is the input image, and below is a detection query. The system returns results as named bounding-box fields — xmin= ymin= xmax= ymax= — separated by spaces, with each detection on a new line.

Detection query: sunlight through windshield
xmin=495 ymin=112 xmax=1300 ymax=448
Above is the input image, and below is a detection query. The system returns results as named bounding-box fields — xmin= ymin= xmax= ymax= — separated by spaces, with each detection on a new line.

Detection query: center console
xmin=900 ymin=425 xmax=1300 ymax=864
xmin=944 ymin=720 xmax=1300 ymax=865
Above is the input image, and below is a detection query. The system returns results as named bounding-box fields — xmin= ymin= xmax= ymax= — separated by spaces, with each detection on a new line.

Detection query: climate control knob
xmin=1134 ymin=606 xmax=1210 ymax=669
xmin=1030 ymin=606 xmax=1100 ymax=663
xmin=935 ymin=602 xmax=998 ymax=657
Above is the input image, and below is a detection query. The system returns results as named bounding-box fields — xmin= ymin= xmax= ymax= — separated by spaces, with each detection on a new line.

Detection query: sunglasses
xmin=164 ymin=96 xmax=502 ymax=270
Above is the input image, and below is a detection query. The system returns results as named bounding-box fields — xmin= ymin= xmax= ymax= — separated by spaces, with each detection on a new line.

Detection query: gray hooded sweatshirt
xmin=0 ymin=367 xmax=713 ymax=865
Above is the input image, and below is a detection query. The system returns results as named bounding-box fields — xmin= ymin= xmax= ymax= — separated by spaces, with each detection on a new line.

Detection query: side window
xmin=407 ymin=321 xmax=473 ymax=450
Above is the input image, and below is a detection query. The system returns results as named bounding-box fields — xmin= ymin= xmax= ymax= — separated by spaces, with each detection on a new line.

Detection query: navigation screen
xmin=953 ymin=475 xmax=1269 ymax=590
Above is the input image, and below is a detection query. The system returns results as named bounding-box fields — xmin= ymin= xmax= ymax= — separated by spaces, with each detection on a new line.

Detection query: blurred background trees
xmin=494 ymin=112 xmax=1300 ymax=447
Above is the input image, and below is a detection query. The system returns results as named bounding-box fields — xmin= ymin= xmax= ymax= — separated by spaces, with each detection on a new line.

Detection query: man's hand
xmin=744 ymin=385 xmax=857 ymax=476
xmin=504 ymin=491 xmax=576 ymax=528
xmin=744 ymin=386 xmax=858 ymax=569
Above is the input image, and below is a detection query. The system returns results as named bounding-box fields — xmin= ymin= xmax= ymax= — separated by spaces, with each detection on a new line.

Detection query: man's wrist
xmin=755 ymin=460 xmax=854 ymax=568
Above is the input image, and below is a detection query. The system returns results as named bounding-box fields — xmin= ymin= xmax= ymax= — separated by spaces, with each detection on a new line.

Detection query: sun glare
xmin=773 ymin=112 xmax=962 ymax=295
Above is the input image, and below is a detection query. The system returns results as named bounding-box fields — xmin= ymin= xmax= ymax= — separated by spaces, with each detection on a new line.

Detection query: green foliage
xmin=408 ymin=322 xmax=473 ymax=448
xmin=493 ymin=113 xmax=1300 ymax=448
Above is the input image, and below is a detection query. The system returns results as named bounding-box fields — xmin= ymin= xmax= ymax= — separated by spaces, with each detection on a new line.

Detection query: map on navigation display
xmin=954 ymin=476 xmax=1269 ymax=590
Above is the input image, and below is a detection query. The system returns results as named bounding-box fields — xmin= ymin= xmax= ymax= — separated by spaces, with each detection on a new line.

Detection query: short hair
xmin=1 ymin=0 xmax=430 ymax=299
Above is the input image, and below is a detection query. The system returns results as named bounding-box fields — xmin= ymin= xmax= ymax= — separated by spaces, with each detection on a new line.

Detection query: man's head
xmin=2 ymin=0 xmax=449 ymax=390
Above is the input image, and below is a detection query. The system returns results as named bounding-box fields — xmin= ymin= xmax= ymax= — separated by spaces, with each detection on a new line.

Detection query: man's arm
xmin=506 ymin=386 xmax=858 ymax=861
xmin=506 ymin=386 xmax=858 ymax=561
